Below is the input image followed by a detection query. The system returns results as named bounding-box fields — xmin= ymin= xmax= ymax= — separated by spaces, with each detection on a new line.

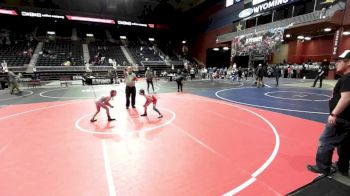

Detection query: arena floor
xmin=0 ymin=77 xmax=346 ymax=195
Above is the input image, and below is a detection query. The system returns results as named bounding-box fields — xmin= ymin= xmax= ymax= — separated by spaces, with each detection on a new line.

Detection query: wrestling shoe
xmin=307 ymin=165 xmax=334 ymax=175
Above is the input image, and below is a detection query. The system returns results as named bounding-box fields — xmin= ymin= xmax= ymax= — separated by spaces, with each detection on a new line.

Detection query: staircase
xmin=71 ymin=28 xmax=78 ymax=41
xmin=82 ymin=44 xmax=90 ymax=63
xmin=105 ymin=30 xmax=116 ymax=43
xmin=154 ymin=46 xmax=171 ymax=66
xmin=82 ymin=44 xmax=91 ymax=72
xmin=26 ymin=42 xmax=43 ymax=73
xmin=120 ymin=46 xmax=136 ymax=66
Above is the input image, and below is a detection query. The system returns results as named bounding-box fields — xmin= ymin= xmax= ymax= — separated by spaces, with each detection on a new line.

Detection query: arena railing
xmin=33 ymin=66 xmax=127 ymax=72
xmin=217 ymin=5 xmax=345 ymax=43
xmin=141 ymin=61 xmax=166 ymax=66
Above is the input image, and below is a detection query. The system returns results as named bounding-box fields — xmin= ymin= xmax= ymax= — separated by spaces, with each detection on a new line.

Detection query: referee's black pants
xmin=125 ymin=86 xmax=136 ymax=108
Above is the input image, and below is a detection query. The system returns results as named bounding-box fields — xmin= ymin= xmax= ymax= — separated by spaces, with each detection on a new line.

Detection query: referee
xmin=124 ymin=66 xmax=137 ymax=109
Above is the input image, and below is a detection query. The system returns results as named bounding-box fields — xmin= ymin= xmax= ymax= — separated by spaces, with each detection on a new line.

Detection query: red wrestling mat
xmin=0 ymin=93 xmax=323 ymax=196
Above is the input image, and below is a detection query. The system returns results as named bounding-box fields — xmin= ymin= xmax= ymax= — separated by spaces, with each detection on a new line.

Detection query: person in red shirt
xmin=90 ymin=90 xmax=117 ymax=122
xmin=139 ymin=89 xmax=163 ymax=118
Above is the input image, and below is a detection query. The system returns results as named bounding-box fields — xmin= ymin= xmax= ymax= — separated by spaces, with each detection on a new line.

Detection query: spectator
xmin=27 ymin=48 xmax=33 ymax=58
xmin=175 ymin=73 xmax=184 ymax=92
xmin=145 ymin=67 xmax=155 ymax=93
xmin=296 ymin=66 xmax=301 ymax=79
xmin=237 ymin=67 xmax=243 ymax=82
xmin=287 ymin=66 xmax=292 ymax=78
xmin=190 ymin=68 xmax=195 ymax=80
xmin=256 ymin=64 xmax=264 ymax=88
xmin=274 ymin=65 xmax=281 ymax=86
xmin=307 ymin=50 xmax=350 ymax=175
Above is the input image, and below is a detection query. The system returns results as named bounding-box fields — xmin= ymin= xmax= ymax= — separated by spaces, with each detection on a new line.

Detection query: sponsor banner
xmin=232 ymin=27 xmax=284 ymax=56
xmin=66 ymin=15 xmax=115 ymax=24
xmin=238 ymin=8 xmax=254 ymax=18
xmin=332 ymin=28 xmax=341 ymax=57
xmin=117 ymin=20 xmax=148 ymax=27
xmin=0 ymin=8 xmax=18 ymax=16
xmin=234 ymin=0 xmax=300 ymax=20
xmin=21 ymin=11 xmax=64 ymax=19
xmin=252 ymin=0 xmax=291 ymax=14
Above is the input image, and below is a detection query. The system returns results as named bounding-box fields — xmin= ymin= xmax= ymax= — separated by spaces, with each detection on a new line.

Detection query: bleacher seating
xmin=0 ymin=40 xmax=36 ymax=67
xmin=128 ymin=40 xmax=163 ymax=63
xmin=88 ymin=42 xmax=128 ymax=65
xmin=0 ymin=15 xmax=185 ymax=82
xmin=37 ymin=40 xmax=83 ymax=66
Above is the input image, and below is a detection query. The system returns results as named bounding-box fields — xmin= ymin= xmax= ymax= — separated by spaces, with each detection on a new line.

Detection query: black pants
xmin=275 ymin=76 xmax=279 ymax=86
xmin=176 ymin=81 xmax=183 ymax=92
xmin=125 ymin=86 xmax=136 ymax=107
xmin=313 ymin=76 xmax=323 ymax=87
xmin=337 ymin=131 xmax=350 ymax=173
xmin=147 ymin=80 xmax=154 ymax=92
xmin=190 ymin=74 xmax=195 ymax=80
xmin=316 ymin=123 xmax=350 ymax=172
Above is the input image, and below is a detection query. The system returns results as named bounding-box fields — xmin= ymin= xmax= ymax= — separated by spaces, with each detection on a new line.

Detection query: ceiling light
xmin=213 ymin=48 xmax=219 ymax=51
xmin=286 ymin=34 xmax=291 ymax=38
xmin=223 ymin=47 xmax=230 ymax=51
xmin=324 ymin=28 xmax=332 ymax=32
xmin=47 ymin=31 xmax=55 ymax=35
xmin=297 ymin=35 xmax=304 ymax=40
xmin=86 ymin=33 xmax=94 ymax=37
xmin=148 ymin=38 xmax=155 ymax=41
xmin=182 ymin=40 xmax=186 ymax=44
xmin=304 ymin=37 xmax=311 ymax=41
xmin=343 ymin=31 xmax=350 ymax=36
xmin=120 ymin=36 xmax=127 ymax=39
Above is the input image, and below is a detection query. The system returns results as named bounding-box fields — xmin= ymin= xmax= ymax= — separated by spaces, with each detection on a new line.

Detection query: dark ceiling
xmin=0 ymin=0 xmax=207 ymax=21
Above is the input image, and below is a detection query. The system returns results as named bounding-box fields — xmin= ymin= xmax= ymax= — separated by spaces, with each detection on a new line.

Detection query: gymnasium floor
xmin=0 ymin=77 xmax=342 ymax=195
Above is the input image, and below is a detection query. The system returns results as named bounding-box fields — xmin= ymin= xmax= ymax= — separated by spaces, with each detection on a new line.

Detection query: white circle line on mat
xmin=264 ymin=91 xmax=330 ymax=102
xmin=75 ymin=107 xmax=176 ymax=135
xmin=171 ymin=96 xmax=279 ymax=196
xmin=215 ymin=88 xmax=329 ymax=115
xmin=0 ymin=90 xmax=34 ymax=101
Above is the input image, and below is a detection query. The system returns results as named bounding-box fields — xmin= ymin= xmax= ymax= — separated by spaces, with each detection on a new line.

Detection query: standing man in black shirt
xmin=256 ymin=64 xmax=264 ymax=88
xmin=175 ymin=72 xmax=184 ymax=92
xmin=312 ymin=64 xmax=326 ymax=88
xmin=145 ymin=67 xmax=155 ymax=93
xmin=274 ymin=65 xmax=281 ymax=86
xmin=307 ymin=50 xmax=350 ymax=175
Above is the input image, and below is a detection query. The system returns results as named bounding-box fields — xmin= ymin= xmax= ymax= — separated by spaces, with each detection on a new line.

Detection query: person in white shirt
xmin=190 ymin=68 xmax=195 ymax=80
xmin=90 ymin=90 xmax=117 ymax=122
xmin=124 ymin=66 xmax=137 ymax=109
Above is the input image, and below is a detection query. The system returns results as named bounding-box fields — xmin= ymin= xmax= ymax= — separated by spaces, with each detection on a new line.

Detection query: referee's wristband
xmin=331 ymin=113 xmax=338 ymax=117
